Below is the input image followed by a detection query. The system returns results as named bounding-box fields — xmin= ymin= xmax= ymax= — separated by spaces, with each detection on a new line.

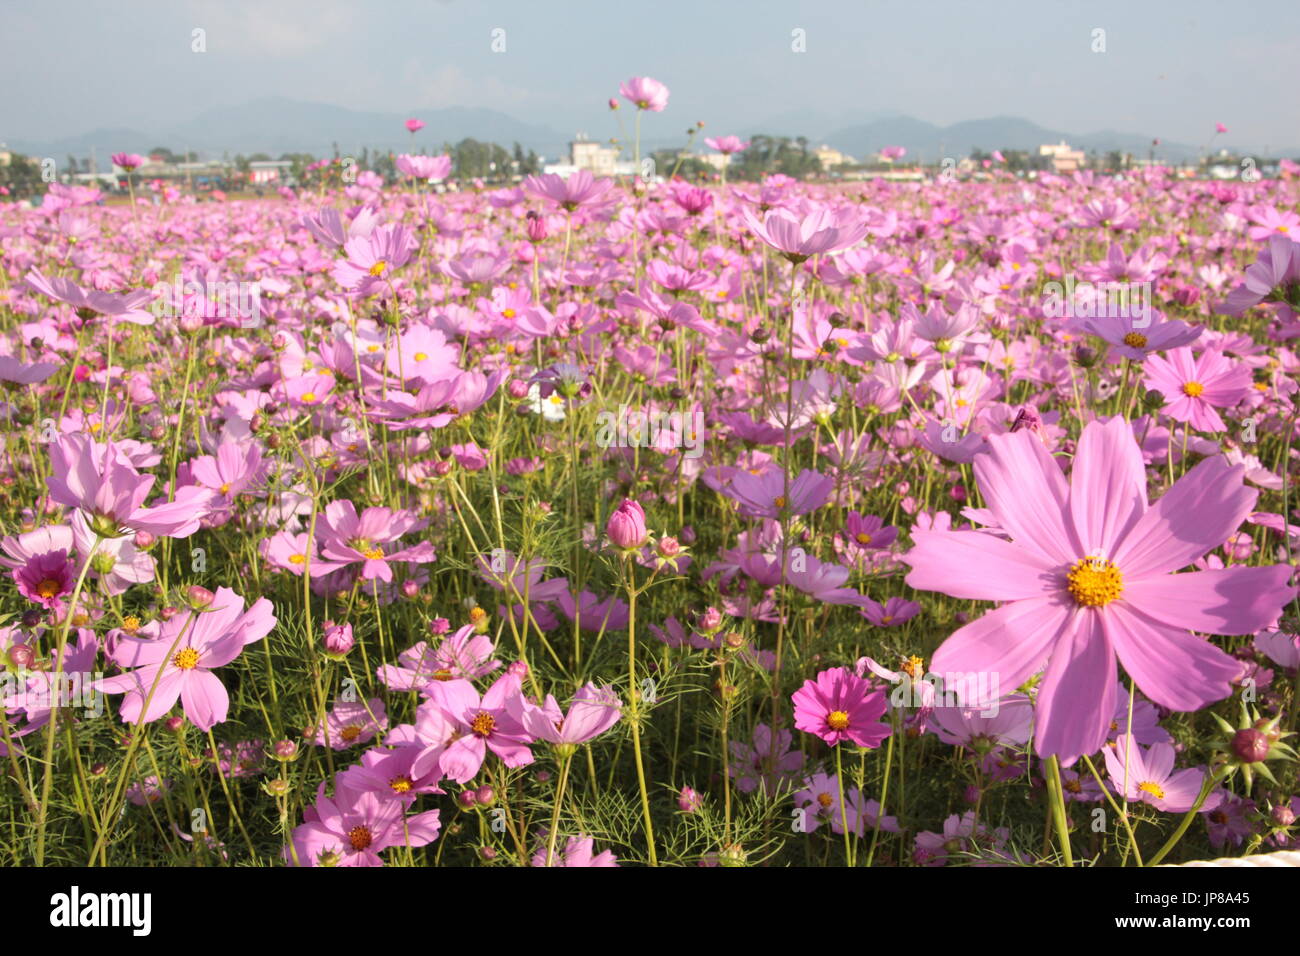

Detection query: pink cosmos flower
xmin=111 ymin=153 xmax=145 ymax=170
xmin=741 ymin=205 xmax=868 ymax=264
xmin=418 ymin=672 xmax=534 ymax=783
xmin=723 ymin=468 xmax=832 ymax=519
xmin=289 ymin=783 xmax=440 ymax=867
xmin=1218 ymin=235 xmax=1300 ymax=320
xmin=522 ymin=170 xmax=614 ymax=211
xmin=317 ymin=500 xmax=435 ymax=582
xmin=405 ymin=118 xmax=425 ymax=134
xmin=25 ymin=268 xmax=155 ymax=325
xmin=0 ymin=355 xmax=59 ymax=385
xmin=47 ymin=433 xmax=215 ymax=539
xmin=510 ymin=682 xmax=622 ymax=746
xmin=1142 ymin=348 xmax=1253 ymax=433
xmin=704 ymin=135 xmax=749 ymax=155
xmin=728 ymin=723 xmax=805 ymax=794
xmin=619 ymin=76 xmax=670 ymax=111
xmin=377 ymin=626 xmax=500 ymax=690
xmin=904 ymin=417 xmax=1296 ymax=764
xmin=792 ymin=666 xmax=892 ymax=749
xmin=531 ymin=834 xmax=618 ymax=866
xmin=307 ymin=698 xmax=388 ymax=750
xmin=1104 ymin=734 xmax=1222 ymax=813
xmin=395 ymin=154 xmax=452 ymax=182
xmin=331 ymin=224 xmax=414 ymax=296
xmin=96 ymin=587 xmax=276 ymax=731
xmin=1082 ymin=313 xmax=1201 ymax=361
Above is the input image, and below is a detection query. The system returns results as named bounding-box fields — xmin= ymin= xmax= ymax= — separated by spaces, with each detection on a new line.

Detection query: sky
xmin=2 ymin=0 xmax=1298 ymax=150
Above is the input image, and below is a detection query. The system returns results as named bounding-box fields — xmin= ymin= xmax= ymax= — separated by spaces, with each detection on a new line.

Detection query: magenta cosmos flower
xmin=47 ymin=433 xmax=215 ymax=539
xmin=724 ymin=467 xmax=833 ymax=519
xmin=903 ymin=417 xmax=1296 ymax=764
xmin=619 ymin=76 xmax=670 ymax=111
xmin=12 ymin=550 xmax=75 ymax=613
xmin=97 ymin=587 xmax=276 ymax=731
xmin=405 ymin=118 xmax=425 ymax=134
xmin=792 ymin=666 xmax=892 ymax=748
xmin=1142 ymin=347 xmax=1253 ymax=433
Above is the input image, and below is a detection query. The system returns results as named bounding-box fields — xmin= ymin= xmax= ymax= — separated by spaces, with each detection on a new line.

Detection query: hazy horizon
xmin=2 ymin=0 xmax=1298 ymax=152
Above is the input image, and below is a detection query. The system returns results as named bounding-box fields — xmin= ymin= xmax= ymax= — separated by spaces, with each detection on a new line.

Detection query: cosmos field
xmin=2 ymin=75 xmax=1300 ymax=869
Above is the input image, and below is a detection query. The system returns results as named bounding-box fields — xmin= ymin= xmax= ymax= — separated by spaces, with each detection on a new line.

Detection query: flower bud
xmin=429 ymin=617 xmax=451 ymax=636
xmin=475 ymin=785 xmax=495 ymax=806
xmin=1232 ymin=728 xmax=1270 ymax=763
xmin=457 ymin=789 xmax=479 ymax=809
xmin=677 ymin=786 xmax=702 ymax=813
xmin=606 ymin=498 xmax=648 ymax=550
xmin=7 ymin=644 xmax=34 ymax=670
xmin=272 ymin=739 xmax=298 ymax=761
xmin=185 ymin=585 xmax=214 ymax=609
xmin=322 ymin=620 xmax=354 ymax=659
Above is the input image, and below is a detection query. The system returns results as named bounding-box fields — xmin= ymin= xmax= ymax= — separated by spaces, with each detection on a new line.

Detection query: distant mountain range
xmin=6 ymin=97 xmax=1292 ymax=166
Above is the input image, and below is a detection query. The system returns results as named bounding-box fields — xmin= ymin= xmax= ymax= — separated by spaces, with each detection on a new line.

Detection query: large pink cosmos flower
xmin=522 ymin=170 xmax=614 ymax=212
xmin=903 ymin=417 xmax=1296 ymax=764
xmin=1142 ymin=347 xmax=1253 ymax=433
xmin=96 ymin=587 xmax=275 ymax=731
xmin=1103 ymin=734 xmax=1222 ymax=814
xmin=47 ymin=433 xmax=215 ymax=539
xmin=741 ymin=205 xmax=868 ymax=264
xmin=704 ymin=135 xmax=749 ymax=155
xmin=395 ymin=153 xmax=452 ymax=182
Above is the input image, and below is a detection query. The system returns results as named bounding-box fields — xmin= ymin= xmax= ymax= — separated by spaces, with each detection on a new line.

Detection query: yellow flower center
xmin=855 ymin=532 xmax=873 ymax=545
xmin=1067 ymin=557 xmax=1124 ymax=607
xmin=502 ymin=308 xmax=516 ymax=319
xmin=816 ymin=792 xmax=834 ymax=808
xmin=289 ymin=553 xmax=306 ymax=565
xmin=901 ymin=655 xmax=925 ymax=679
xmin=368 ymin=261 xmax=388 ymax=277
xmin=414 ymin=352 xmax=427 ymax=361
xmin=1278 ymin=225 xmax=1290 ymax=233
xmin=390 ymin=775 xmax=413 ymax=793
xmin=432 ymin=668 xmax=453 ymax=681
xmin=173 ymin=648 xmax=200 ymax=670
xmin=1181 ymin=381 xmax=1205 ymax=398
xmin=827 ymin=710 xmax=851 ymax=731
xmin=363 ymin=548 xmax=384 ymax=560
xmin=122 ymin=615 xmax=141 ymax=633
xmin=36 ymin=578 xmax=62 ymax=599
xmin=1138 ymin=781 xmax=1165 ymax=800
xmin=471 ymin=711 xmax=496 ymax=737
xmin=301 ymin=391 xmax=317 ymax=404
xmin=773 ymin=495 xmax=787 ymax=509
xmin=341 ymin=725 xmax=362 ymax=742
xmin=1123 ymin=332 xmax=1148 ymax=348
